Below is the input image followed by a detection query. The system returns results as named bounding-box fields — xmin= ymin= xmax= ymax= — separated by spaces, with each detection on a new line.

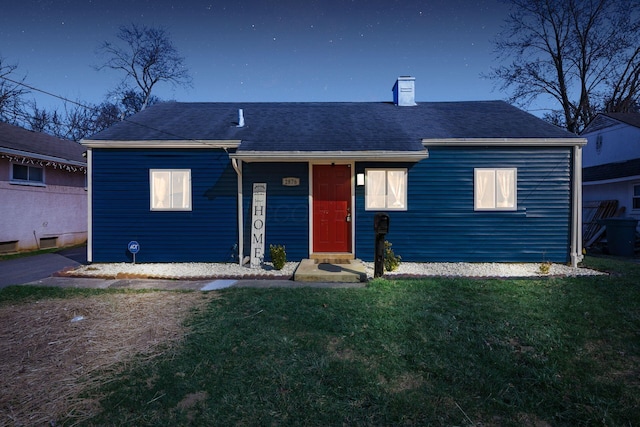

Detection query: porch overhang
xmin=229 ymin=150 xmax=429 ymax=162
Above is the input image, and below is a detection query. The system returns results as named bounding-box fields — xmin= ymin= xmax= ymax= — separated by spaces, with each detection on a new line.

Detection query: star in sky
xmin=0 ymin=0 xmax=525 ymax=112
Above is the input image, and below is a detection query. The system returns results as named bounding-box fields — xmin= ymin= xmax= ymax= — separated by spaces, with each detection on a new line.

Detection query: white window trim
xmin=150 ymin=169 xmax=192 ymax=211
xmin=364 ymin=168 xmax=408 ymax=211
xmin=474 ymin=168 xmax=517 ymax=211
xmin=10 ymin=163 xmax=45 ymax=187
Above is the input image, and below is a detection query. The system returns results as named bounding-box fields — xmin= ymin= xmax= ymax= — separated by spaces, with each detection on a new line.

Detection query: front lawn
xmin=1 ymin=256 xmax=638 ymax=426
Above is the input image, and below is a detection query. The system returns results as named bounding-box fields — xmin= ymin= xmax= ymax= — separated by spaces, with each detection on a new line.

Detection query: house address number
xmin=282 ymin=177 xmax=300 ymax=186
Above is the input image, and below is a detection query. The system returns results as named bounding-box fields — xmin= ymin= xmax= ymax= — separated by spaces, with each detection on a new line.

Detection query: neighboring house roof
xmin=581 ymin=112 xmax=640 ymax=134
xmin=583 ymin=158 xmax=640 ymax=183
xmin=84 ymin=101 xmax=580 ymax=157
xmin=581 ymin=112 xmax=640 ymax=183
xmin=604 ymin=113 xmax=640 ymax=129
xmin=0 ymin=121 xmax=86 ymax=166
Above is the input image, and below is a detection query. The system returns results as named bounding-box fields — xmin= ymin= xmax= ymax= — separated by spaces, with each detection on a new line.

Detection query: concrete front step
xmin=294 ymin=259 xmax=367 ymax=283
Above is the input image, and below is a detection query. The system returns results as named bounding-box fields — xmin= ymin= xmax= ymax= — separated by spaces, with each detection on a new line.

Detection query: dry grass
xmin=0 ymin=291 xmax=215 ymax=426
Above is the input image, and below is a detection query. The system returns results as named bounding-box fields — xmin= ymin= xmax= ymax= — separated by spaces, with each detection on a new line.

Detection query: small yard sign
xmin=250 ymin=183 xmax=267 ymax=268
xmin=127 ymin=240 xmax=140 ymax=264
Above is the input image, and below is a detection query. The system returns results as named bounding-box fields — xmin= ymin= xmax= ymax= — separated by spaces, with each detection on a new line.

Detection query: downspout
xmin=231 ymin=158 xmax=243 ymax=265
xmin=570 ymin=143 xmax=584 ymax=268
xmin=86 ymin=148 xmax=93 ymax=263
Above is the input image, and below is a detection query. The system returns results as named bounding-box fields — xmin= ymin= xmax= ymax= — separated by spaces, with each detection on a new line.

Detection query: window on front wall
xmin=150 ymin=169 xmax=192 ymax=211
xmin=11 ymin=163 xmax=44 ymax=185
xmin=633 ymin=184 xmax=640 ymax=210
xmin=365 ymin=168 xmax=407 ymax=210
xmin=474 ymin=168 xmax=517 ymax=211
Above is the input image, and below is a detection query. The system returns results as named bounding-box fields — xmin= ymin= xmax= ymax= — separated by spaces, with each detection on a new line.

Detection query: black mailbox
xmin=373 ymin=213 xmax=390 ymax=278
xmin=374 ymin=213 xmax=390 ymax=234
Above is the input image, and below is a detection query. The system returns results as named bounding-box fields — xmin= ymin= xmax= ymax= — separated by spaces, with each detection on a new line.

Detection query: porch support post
xmin=571 ymin=144 xmax=583 ymax=268
xmin=232 ymin=158 xmax=244 ymax=265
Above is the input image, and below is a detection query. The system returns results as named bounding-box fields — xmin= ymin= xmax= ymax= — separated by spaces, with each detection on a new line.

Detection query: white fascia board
xmin=0 ymin=147 xmax=86 ymax=167
xmin=583 ymin=175 xmax=640 ymax=186
xmin=229 ymin=150 xmax=429 ymax=162
xmin=422 ymin=138 xmax=587 ymax=147
xmin=80 ymin=139 xmax=242 ymax=149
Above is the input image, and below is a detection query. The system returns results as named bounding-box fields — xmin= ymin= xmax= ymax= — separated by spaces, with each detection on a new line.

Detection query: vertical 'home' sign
xmin=250 ymin=183 xmax=267 ymax=268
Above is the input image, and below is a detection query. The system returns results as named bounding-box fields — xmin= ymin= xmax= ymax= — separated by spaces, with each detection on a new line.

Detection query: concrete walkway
xmin=0 ymin=251 xmax=84 ymax=288
xmin=23 ymin=276 xmax=366 ymax=290
xmin=1 ymin=246 xmax=367 ymax=290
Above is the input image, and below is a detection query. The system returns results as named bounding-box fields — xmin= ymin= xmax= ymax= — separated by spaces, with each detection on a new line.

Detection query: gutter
xmin=583 ymin=175 xmax=640 ymax=185
xmin=0 ymin=147 xmax=86 ymax=167
xmin=422 ymin=137 xmax=587 ymax=147
xmin=80 ymin=139 xmax=242 ymax=149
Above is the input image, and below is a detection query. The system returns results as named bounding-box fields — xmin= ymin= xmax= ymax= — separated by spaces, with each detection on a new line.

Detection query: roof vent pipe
xmin=237 ymin=109 xmax=245 ymax=127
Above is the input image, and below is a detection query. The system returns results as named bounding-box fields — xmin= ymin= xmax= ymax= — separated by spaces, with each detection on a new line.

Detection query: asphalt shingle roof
xmin=0 ymin=121 xmax=86 ymax=163
xmin=582 ymin=112 xmax=640 ymax=135
xmin=86 ymin=101 xmax=579 ymax=152
xmin=603 ymin=113 xmax=640 ymax=129
xmin=583 ymin=158 xmax=640 ymax=182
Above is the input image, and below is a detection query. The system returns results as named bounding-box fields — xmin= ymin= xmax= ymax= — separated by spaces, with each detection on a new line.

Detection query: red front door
xmin=313 ymin=164 xmax=351 ymax=253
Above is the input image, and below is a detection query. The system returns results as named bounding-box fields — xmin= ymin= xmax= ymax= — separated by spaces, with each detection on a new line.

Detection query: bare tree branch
xmin=96 ymin=24 xmax=192 ymax=112
xmin=487 ymin=0 xmax=640 ymax=133
xmin=0 ymin=57 xmax=30 ymax=124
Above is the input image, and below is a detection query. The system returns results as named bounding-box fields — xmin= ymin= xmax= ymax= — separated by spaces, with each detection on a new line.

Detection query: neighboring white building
xmin=582 ymin=113 xmax=640 ymax=223
xmin=0 ymin=122 xmax=87 ymax=254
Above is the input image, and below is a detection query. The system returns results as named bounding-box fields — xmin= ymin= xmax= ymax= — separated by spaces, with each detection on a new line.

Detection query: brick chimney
xmin=392 ymin=76 xmax=416 ymax=106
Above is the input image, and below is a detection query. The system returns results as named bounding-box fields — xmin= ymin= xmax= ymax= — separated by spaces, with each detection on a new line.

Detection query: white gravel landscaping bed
xmin=71 ymin=262 xmax=299 ymax=279
xmin=368 ymin=262 xmax=606 ymax=278
xmin=69 ymin=260 xmax=605 ymax=279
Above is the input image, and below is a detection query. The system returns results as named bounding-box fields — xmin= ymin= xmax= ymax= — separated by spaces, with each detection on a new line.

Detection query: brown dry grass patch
xmin=0 ymin=291 xmax=215 ymax=426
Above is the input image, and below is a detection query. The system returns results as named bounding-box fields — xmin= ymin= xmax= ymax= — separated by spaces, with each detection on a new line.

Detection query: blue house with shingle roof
xmin=82 ymin=77 xmax=586 ymax=267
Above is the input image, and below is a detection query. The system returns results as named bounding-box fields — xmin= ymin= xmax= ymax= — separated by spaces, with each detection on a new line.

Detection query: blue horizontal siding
xmin=91 ymin=148 xmax=238 ymax=262
xmin=91 ymin=146 xmax=574 ymax=264
xmin=242 ymin=162 xmax=309 ymax=262
xmin=355 ymin=147 xmax=574 ymax=263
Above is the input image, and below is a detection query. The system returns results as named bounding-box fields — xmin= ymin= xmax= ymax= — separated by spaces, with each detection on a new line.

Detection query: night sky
xmin=1 ymin=0 xmax=521 ymax=112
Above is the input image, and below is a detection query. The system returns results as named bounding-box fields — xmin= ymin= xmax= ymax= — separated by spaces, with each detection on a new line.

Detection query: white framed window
xmin=633 ymin=184 xmax=640 ymax=210
xmin=474 ymin=168 xmax=517 ymax=211
xmin=365 ymin=168 xmax=407 ymax=211
xmin=150 ymin=169 xmax=192 ymax=211
xmin=11 ymin=163 xmax=44 ymax=185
